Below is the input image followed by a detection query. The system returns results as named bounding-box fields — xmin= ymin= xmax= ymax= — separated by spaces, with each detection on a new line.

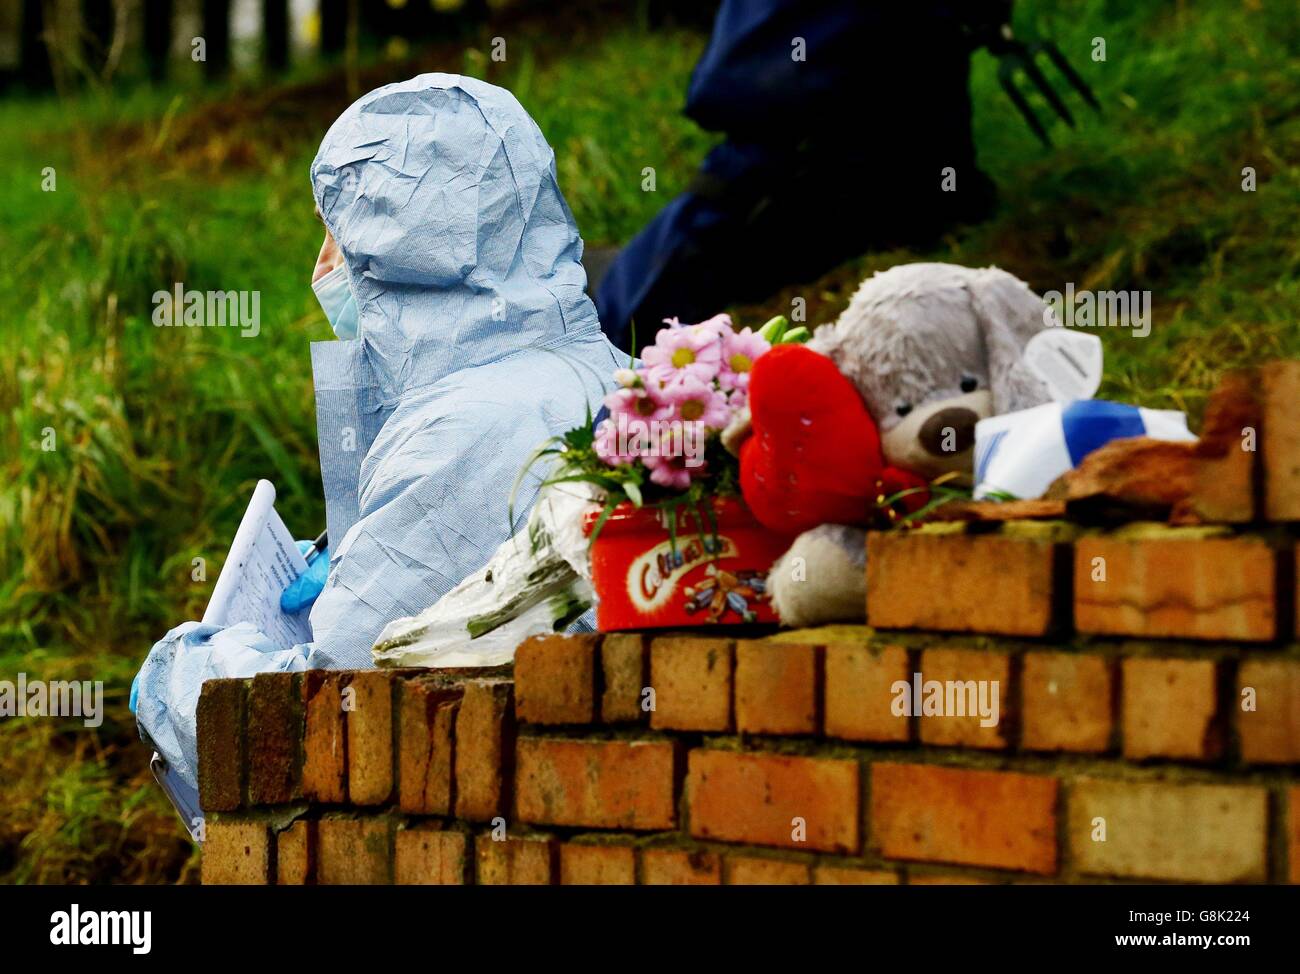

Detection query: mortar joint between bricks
xmin=1005 ymin=649 xmax=1024 ymax=751
xmin=1265 ymin=787 xmax=1291 ymax=884
xmin=1054 ymin=774 xmax=1073 ymax=881
xmin=592 ymin=633 xmax=608 ymax=722
xmin=859 ymin=753 xmax=872 ymax=862
xmin=1053 ymin=535 xmax=1075 ymax=633
xmin=1276 ymin=540 xmax=1296 ymax=643
xmin=1216 ymin=654 xmax=1244 ymax=769
xmin=447 ymin=696 xmax=460 ymax=819
xmin=239 ymin=678 xmax=252 ymax=810
xmin=500 ymin=685 xmax=519 ymax=823
xmin=812 ymin=644 xmax=826 ymax=737
xmin=388 ymin=674 xmax=402 ymax=810
xmin=1105 ymin=654 xmax=1123 ymax=755
xmin=904 ymin=645 xmax=920 ymax=745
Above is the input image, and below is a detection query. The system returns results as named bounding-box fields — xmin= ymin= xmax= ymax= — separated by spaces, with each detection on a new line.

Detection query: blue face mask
xmin=312 ymin=263 xmax=360 ymax=340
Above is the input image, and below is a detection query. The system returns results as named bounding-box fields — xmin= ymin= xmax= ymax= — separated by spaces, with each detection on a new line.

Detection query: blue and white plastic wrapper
xmin=973 ymin=400 xmax=1197 ymax=501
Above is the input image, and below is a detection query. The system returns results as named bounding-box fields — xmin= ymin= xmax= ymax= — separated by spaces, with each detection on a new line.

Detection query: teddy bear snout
xmin=918 ymin=406 xmax=979 ymax=457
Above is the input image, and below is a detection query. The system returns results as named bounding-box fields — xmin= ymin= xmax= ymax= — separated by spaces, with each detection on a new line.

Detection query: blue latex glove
xmin=280 ymin=541 xmax=330 ymax=614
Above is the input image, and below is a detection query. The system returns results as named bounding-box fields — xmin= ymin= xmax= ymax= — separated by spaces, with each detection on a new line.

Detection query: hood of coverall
xmin=310 ymin=73 xmax=603 ymax=399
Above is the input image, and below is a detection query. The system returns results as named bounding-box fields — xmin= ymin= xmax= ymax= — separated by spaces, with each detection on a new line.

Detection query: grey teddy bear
xmin=765 ymin=262 xmax=1057 ymax=627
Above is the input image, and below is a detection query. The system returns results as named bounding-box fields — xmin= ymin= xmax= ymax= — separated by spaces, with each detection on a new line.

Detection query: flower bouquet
xmin=537 ymin=313 xmax=810 ymax=630
xmin=371 ymin=314 xmax=808 ymax=666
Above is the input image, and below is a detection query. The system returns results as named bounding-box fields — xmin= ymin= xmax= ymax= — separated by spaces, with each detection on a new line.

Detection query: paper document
xmin=202 ymin=479 xmax=312 ymax=649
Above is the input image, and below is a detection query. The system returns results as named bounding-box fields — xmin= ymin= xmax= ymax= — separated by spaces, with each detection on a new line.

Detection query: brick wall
xmin=198 ymin=614 xmax=1300 ymax=884
xmin=198 ymin=361 xmax=1300 ymax=884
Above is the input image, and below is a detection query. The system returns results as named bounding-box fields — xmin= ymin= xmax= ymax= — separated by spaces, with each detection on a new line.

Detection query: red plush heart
xmin=739 ymin=344 xmax=881 ymax=534
xmin=740 ymin=344 xmax=930 ymax=534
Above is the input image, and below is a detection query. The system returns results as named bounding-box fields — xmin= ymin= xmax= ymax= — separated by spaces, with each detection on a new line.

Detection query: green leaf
xmin=507 ymin=435 xmax=563 ymax=532
xmin=981 ymin=488 xmax=1021 ymax=502
xmin=539 ymin=471 xmax=629 ymax=495
xmin=586 ymin=496 xmax=621 ymax=547
xmin=888 ymin=483 xmax=973 ymax=527
xmin=758 ymin=315 xmax=789 ymax=343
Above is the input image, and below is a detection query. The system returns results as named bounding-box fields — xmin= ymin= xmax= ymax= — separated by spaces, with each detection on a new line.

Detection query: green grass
xmin=1 ymin=0 xmax=1297 ymax=882
xmin=961 ymin=0 xmax=1300 ymax=412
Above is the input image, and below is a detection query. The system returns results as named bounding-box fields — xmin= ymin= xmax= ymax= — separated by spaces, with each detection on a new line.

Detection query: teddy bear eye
xmin=960 ymin=375 xmax=978 ymax=393
xmin=895 ymin=402 xmax=913 ymax=417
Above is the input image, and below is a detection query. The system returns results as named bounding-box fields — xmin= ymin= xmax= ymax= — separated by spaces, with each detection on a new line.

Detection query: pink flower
xmin=593 ymin=417 xmax=637 ymax=466
xmin=602 ymin=385 xmax=672 ymax=425
xmin=693 ymin=313 xmax=735 ymax=342
xmin=660 ymin=374 xmax=731 ymax=430
xmin=593 ymin=312 xmax=750 ymax=486
xmin=640 ymin=319 xmax=724 ymax=387
xmin=643 ymin=452 xmax=703 ymax=490
xmin=718 ymin=327 xmax=769 ymax=392
xmin=595 ymin=384 xmax=678 ymax=466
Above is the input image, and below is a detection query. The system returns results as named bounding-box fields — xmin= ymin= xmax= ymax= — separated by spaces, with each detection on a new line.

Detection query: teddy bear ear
xmin=965 ymin=267 xmax=1055 ymax=415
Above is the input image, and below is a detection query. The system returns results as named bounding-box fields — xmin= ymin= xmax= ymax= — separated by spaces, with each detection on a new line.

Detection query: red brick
xmin=640 ymin=849 xmax=721 ymax=885
xmin=1075 ymin=532 xmax=1276 ymax=641
xmin=1238 ymin=659 xmax=1300 ymax=763
xmin=1262 ymin=360 xmax=1300 ymax=521
xmin=1180 ymin=369 xmax=1259 ymax=524
xmin=475 ymin=835 xmax=555 ymax=885
xmin=196 ymin=678 xmax=245 ymax=812
xmin=302 ymin=672 xmax=346 ymax=804
xmin=866 ymin=526 xmax=1060 ymax=636
xmin=649 ymin=637 xmax=733 ymax=731
xmin=871 ymin=762 xmax=1057 ymax=875
xmin=1121 ymin=658 xmax=1221 ymax=760
xmin=276 ymin=820 xmax=314 ymax=885
xmin=908 ymin=872 xmax=994 ymax=885
xmin=915 ymin=648 xmax=1010 ymax=749
xmin=515 ymin=737 xmax=676 ymax=830
xmin=1021 ymin=652 xmax=1113 ymax=753
xmin=601 ymin=633 xmax=648 ymax=723
xmin=725 ymin=857 xmax=810 ymax=885
xmin=813 ymin=865 xmax=899 ymax=885
xmin=824 ymin=643 xmax=910 ymax=742
xmin=687 ymin=749 xmax=859 ymax=853
xmin=202 ymin=820 xmax=270 ymax=885
xmin=246 ymin=672 xmax=302 ymax=806
xmin=1069 ymin=778 xmax=1267 ymax=883
xmin=346 ymin=671 xmax=394 ymax=806
xmin=395 ymin=828 xmax=467 ymax=885
xmin=454 ymin=679 xmax=515 ymax=822
xmin=1051 ymin=437 xmax=1196 ymax=512
xmin=514 ymin=633 xmax=598 ymax=725
xmin=398 ymin=681 xmax=459 ymax=814
xmin=560 ymin=844 xmax=636 ymax=885
xmin=734 ymin=641 xmax=818 ymax=735
xmin=317 ymin=817 xmax=391 ymax=885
